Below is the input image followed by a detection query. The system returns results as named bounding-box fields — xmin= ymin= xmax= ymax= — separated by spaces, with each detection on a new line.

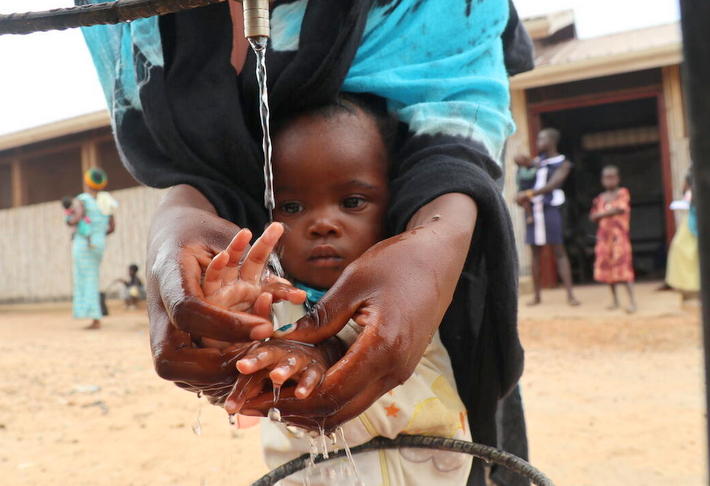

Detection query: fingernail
xmin=239 ymin=358 xmax=257 ymax=366
xmin=296 ymin=387 xmax=308 ymax=398
xmin=274 ymin=323 xmax=296 ymax=336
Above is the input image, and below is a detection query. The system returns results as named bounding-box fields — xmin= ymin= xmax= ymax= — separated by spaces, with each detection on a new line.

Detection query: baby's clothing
xmin=516 ymin=166 xmax=537 ymax=192
xmin=261 ymin=302 xmax=472 ymax=486
xmin=65 ymin=208 xmax=92 ymax=239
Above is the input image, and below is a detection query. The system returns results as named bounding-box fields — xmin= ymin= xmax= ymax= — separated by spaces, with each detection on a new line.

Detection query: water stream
xmin=247 ymin=32 xmax=363 ymax=486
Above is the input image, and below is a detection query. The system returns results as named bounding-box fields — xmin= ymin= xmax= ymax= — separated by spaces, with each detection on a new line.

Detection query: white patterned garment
xmin=261 ymin=302 xmax=473 ymax=486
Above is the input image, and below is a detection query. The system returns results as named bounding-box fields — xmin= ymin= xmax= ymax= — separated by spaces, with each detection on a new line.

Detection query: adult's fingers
xmin=149 ymin=301 xmax=248 ymax=386
xmin=171 ymin=295 xmax=273 ymax=342
xmin=276 ymin=279 xmax=359 ymax=343
xmin=239 ymin=223 xmax=284 ymax=283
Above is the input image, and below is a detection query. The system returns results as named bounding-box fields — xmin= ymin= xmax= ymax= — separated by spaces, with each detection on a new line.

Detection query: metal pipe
xmin=0 ymin=0 xmax=226 ymax=36
xmin=678 ymin=1 xmax=710 ymax=483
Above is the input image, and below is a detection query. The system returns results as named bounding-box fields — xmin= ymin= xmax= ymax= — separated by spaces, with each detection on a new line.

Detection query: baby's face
xmin=272 ymin=107 xmax=389 ymax=289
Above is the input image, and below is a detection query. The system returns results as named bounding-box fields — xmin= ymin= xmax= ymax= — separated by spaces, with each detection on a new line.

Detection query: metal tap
xmin=242 ymin=0 xmax=270 ymax=39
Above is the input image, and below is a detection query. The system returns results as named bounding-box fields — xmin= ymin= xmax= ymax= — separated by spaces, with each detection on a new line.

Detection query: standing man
xmin=517 ymin=128 xmax=580 ymax=306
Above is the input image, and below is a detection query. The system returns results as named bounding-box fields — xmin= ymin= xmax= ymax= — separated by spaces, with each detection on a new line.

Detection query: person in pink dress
xmin=590 ymin=165 xmax=637 ymax=313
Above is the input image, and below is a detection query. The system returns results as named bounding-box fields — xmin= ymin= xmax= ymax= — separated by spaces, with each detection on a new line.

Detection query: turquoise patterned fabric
xmin=81 ymin=0 xmax=514 ymax=164
xmin=71 ymin=193 xmax=110 ymax=319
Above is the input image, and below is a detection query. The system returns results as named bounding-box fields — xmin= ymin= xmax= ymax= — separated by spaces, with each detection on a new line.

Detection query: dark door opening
xmin=539 ymin=97 xmax=668 ymax=283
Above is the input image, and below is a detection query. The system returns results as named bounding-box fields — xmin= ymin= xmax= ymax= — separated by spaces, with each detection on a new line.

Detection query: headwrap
xmin=84 ymin=167 xmax=108 ymax=190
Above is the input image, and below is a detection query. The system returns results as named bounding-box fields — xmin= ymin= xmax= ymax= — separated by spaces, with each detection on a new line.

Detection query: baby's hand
xmin=202 ymin=223 xmax=306 ymax=331
xmin=224 ymin=339 xmax=345 ymax=414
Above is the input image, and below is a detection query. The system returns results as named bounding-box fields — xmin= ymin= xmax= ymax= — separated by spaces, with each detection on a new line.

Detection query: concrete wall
xmin=0 ymin=186 xmax=164 ymax=303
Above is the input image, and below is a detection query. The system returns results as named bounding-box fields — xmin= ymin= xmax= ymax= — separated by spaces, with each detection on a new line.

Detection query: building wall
xmin=0 ymin=186 xmax=164 ymax=303
xmin=504 ymin=89 xmax=532 ymax=276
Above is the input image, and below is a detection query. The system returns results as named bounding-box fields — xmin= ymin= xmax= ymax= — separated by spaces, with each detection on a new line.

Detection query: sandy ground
xmin=0 ymin=282 xmax=705 ymax=486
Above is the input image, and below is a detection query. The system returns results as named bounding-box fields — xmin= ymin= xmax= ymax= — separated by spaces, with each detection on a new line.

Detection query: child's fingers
xmin=240 ymin=223 xmax=284 ymax=284
xmin=252 ymin=292 xmax=273 ymax=320
xmin=295 ymin=366 xmax=324 ymax=399
xmin=225 ymin=228 xmax=252 ymax=267
xmin=236 ymin=347 xmax=279 ymax=374
xmin=203 ymin=251 xmax=229 ymax=295
xmin=263 ymin=281 xmax=307 ymax=305
xmin=268 ymin=355 xmax=306 ymax=386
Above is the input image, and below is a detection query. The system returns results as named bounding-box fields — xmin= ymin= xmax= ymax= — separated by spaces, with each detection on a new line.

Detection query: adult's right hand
xmin=147 ymin=185 xmax=301 ymax=402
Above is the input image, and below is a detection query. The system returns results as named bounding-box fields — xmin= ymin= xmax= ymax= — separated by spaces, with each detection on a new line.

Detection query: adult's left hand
xmin=239 ymin=194 xmax=478 ymax=431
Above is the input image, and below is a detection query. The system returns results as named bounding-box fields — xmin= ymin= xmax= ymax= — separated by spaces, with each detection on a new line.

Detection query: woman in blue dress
xmin=68 ymin=168 xmax=116 ymax=329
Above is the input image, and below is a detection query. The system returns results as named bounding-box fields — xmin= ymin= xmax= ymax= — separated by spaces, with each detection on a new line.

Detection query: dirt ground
xmin=0 ymin=282 xmax=705 ymax=486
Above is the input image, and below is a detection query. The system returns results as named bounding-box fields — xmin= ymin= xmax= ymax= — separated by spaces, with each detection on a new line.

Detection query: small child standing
xmin=590 ymin=165 xmax=637 ymax=313
xmin=200 ymin=97 xmax=472 ymax=485
xmin=61 ymin=196 xmax=92 ymax=246
xmin=514 ymin=154 xmax=537 ymax=224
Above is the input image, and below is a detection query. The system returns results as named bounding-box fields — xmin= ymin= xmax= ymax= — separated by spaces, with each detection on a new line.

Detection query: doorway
xmin=530 ymin=93 xmax=672 ymax=283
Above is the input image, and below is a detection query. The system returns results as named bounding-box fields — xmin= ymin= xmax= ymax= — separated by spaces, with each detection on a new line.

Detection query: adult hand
xmin=147 ymin=185 xmax=302 ymax=401
xmin=241 ymin=194 xmax=478 ymax=431
xmin=515 ymin=191 xmax=530 ymax=206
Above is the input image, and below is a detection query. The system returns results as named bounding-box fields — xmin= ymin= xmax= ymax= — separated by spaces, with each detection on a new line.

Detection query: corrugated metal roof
xmin=533 ymin=22 xmax=681 ymax=68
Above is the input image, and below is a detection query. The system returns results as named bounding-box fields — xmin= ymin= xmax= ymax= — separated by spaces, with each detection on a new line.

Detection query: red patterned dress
xmin=591 ymin=188 xmax=635 ymax=283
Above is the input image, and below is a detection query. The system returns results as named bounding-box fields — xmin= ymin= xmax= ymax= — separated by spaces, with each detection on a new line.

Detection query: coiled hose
xmin=251 ymin=434 xmax=554 ymax=486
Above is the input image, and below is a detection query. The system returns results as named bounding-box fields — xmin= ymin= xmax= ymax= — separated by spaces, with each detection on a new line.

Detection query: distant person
xmin=117 ymin=264 xmax=146 ymax=309
xmin=666 ymin=171 xmax=699 ymax=299
xmin=514 ymin=154 xmax=537 ymax=224
xmin=67 ymin=168 xmax=117 ymax=330
xmin=516 ymin=128 xmax=579 ymax=306
xmin=62 ymin=196 xmax=92 ymax=246
xmin=590 ymin=166 xmax=637 ymax=313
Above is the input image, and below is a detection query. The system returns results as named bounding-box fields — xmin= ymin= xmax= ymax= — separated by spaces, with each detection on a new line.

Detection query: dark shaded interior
xmin=540 ymin=97 xmax=667 ymax=283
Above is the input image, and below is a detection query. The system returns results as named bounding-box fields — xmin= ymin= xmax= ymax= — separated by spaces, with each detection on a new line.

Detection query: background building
xmin=504 ymin=13 xmax=688 ymax=286
xmin=0 ymin=14 xmax=689 ymax=301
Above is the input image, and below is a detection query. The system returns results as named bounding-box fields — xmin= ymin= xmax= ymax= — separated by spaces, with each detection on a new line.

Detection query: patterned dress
xmin=72 ymin=193 xmax=110 ymax=319
xmin=591 ymin=188 xmax=635 ymax=283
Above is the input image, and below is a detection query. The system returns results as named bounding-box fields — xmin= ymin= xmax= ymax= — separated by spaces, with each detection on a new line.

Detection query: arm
xmin=107 ymin=215 xmax=116 ymax=235
xmin=531 ymin=160 xmax=571 ymax=197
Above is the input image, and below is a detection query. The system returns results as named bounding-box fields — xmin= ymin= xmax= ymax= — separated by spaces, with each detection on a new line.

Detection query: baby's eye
xmin=280 ymin=202 xmax=303 ymax=214
xmin=342 ymin=196 xmax=367 ymax=210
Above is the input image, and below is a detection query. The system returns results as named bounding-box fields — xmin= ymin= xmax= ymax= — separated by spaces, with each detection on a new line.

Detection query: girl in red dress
xmin=590 ymin=165 xmax=637 ymax=313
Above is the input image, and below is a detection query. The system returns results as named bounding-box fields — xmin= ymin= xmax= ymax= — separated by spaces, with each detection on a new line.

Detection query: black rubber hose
xmin=0 ymin=0 xmax=226 ymax=36
xmin=251 ymin=434 xmax=554 ymax=486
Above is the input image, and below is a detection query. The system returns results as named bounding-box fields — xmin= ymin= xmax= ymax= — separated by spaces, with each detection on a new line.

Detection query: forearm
xmin=406 ymin=193 xmax=478 ymax=318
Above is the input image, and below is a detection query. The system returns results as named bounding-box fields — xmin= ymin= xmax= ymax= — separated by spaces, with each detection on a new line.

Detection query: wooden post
xmin=10 ymin=159 xmax=25 ymax=207
xmin=80 ymin=140 xmax=99 ymax=173
xmin=506 ymin=89 xmax=532 ymax=277
xmin=662 ymin=65 xmax=691 ymax=204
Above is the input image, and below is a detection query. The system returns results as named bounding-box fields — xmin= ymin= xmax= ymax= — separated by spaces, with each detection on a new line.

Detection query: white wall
xmin=0 ymin=186 xmax=164 ymax=302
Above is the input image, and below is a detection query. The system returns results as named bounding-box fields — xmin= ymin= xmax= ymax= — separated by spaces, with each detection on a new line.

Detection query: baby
xmin=61 ymin=195 xmax=92 ymax=246
xmin=202 ymin=96 xmax=472 ymax=485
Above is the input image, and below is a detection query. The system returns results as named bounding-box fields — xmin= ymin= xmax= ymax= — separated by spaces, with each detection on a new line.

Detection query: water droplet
xmin=228 ymin=414 xmax=236 ymax=426
xmin=268 ymin=407 xmax=282 ymax=422
xmin=196 ymin=390 xmax=203 ymax=399
xmin=273 ymin=384 xmax=281 ymax=405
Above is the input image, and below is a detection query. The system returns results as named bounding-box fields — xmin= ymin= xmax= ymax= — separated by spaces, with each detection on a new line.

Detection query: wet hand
xmin=244 ymin=194 xmax=478 ymax=431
